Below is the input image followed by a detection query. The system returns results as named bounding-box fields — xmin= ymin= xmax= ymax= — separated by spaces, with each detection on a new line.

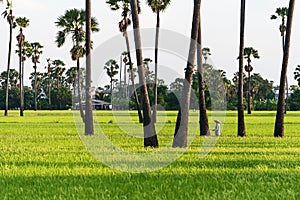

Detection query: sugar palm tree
xmin=104 ymin=59 xmax=119 ymax=96
xmin=24 ymin=42 xmax=43 ymax=111
xmin=46 ymin=58 xmax=52 ymax=110
xmin=130 ymin=0 xmax=158 ymax=147
xmin=237 ymin=0 xmax=246 ymax=137
xmin=271 ymin=7 xmax=289 ymax=114
xmin=106 ymin=0 xmax=143 ymax=123
xmin=51 ymin=59 xmax=65 ymax=88
xmin=274 ymin=0 xmax=295 ymax=137
xmin=173 ymin=0 xmax=201 ymax=147
xmin=146 ymin=0 xmax=171 ymax=123
xmin=244 ymin=47 xmax=259 ymax=114
xmin=197 ymin=8 xmax=210 ymax=136
xmin=2 ymin=0 xmax=14 ymax=116
xmin=55 ymin=8 xmax=99 ymax=121
xmin=16 ymin=17 xmax=29 ymax=117
xmin=294 ymin=65 xmax=300 ymax=86
xmin=202 ymin=47 xmax=211 ymax=64
xmin=66 ymin=66 xmax=77 ymax=95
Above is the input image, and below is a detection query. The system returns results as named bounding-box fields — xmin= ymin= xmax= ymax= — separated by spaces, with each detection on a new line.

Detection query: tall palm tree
xmin=271 ymin=7 xmax=289 ymax=114
xmin=244 ymin=47 xmax=259 ymax=114
xmin=130 ymin=0 xmax=158 ymax=147
xmin=294 ymin=65 xmax=300 ymax=86
xmin=202 ymin=47 xmax=211 ymax=64
xmin=104 ymin=59 xmax=119 ymax=96
xmin=237 ymin=0 xmax=246 ymax=137
xmin=173 ymin=0 xmax=201 ymax=147
xmin=52 ymin=59 xmax=65 ymax=88
xmin=106 ymin=0 xmax=143 ymax=123
xmin=16 ymin=17 xmax=29 ymax=117
xmin=197 ymin=7 xmax=210 ymax=136
xmin=24 ymin=42 xmax=43 ymax=111
xmin=274 ymin=0 xmax=295 ymax=137
xmin=66 ymin=66 xmax=78 ymax=95
xmin=46 ymin=58 xmax=52 ymax=110
xmin=2 ymin=0 xmax=14 ymax=116
xmin=55 ymin=8 xmax=99 ymax=121
xmin=146 ymin=0 xmax=171 ymax=123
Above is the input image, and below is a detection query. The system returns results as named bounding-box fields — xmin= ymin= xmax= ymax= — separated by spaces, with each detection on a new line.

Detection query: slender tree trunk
xmin=77 ymin=59 xmax=85 ymax=122
xmin=5 ymin=9 xmax=13 ymax=116
xmin=274 ymin=0 xmax=295 ymax=137
xmin=197 ymin=10 xmax=210 ymax=136
xmin=282 ymin=30 xmax=288 ymax=115
xmin=120 ymin=55 xmax=122 ymax=90
xmin=237 ymin=0 xmax=246 ymax=137
xmin=85 ymin=0 xmax=94 ymax=135
xmin=173 ymin=0 xmax=201 ymax=147
xmin=153 ymin=11 xmax=160 ymax=123
xmin=21 ymin=55 xmax=25 ymax=116
xmin=48 ymin=70 xmax=51 ymax=110
xmin=110 ymin=78 xmax=113 ymax=97
xmin=247 ymin=71 xmax=251 ymax=114
xmin=124 ymin=30 xmax=143 ymax=123
xmin=130 ymin=0 xmax=158 ymax=147
xmin=34 ymin=63 xmax=37 ymax=111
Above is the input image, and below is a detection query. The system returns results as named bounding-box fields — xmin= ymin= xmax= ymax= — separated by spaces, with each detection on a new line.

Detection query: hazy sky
xmin=0 ymin=0 xmax=299 ymax=86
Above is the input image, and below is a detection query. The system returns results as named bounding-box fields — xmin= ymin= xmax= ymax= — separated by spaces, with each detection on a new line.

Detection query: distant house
xmin=75 ymin=100 xmax=112 ymax=110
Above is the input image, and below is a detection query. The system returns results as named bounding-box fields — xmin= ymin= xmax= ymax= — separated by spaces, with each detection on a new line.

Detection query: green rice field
xmin=0 ymin=110 xmax=300 ymax=199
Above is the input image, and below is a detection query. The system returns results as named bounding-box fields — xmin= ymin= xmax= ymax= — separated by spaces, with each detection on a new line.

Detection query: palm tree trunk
xmin=48 ymin=71 xmax=51 ymax=110
xmin=173 ymin=0 xmax=201 ymax=147
xmin=34 ymin=63 xmax=37 ymax=111
xmin=85 ymin=0 xmax=94 ymax=135
xmin=130 ymin=0 xmax=158 ymax=147
xmin=247 ymin=71 xmax=251 ymax=114
xmin=197 ymin=10 xmax=210 ymax=136
xmin=77 ymin=59 xmax=85 ymax=122
xmin=237 ymin=0 xmax=246 ymax=137
xmin=274 ymin=0 xmax=295 ymax=137
xmin=124 ymin=30 xmax=143 ymax=123
xmin=21 ymin=55 xmax=25 ymax=116
xmin=282 ymin=26 xmax=288 ymax=115
xmin=153 ymin=11 xmax=160 ymax=124
xmin=5 ymin=9 xmax=13 ymax=116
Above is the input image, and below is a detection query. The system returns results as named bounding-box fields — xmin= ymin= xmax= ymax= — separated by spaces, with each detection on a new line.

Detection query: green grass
xmin=0 ymin=110 xmax=300 ymax=199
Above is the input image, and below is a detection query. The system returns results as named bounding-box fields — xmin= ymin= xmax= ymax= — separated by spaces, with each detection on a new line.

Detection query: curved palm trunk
xmin=34 ymin=63 xmax=37 ymax=111
xmin=197 ymin=12 xmax=210 ymax=136
xmin=124 ymin=31 xmax=143 ymax=123
xmin=237 ymin=0 xmax=246 ymax=137
xmin=274 ymin=0 xmax=295 ymax=137
xmin=4 ymin=9 xmax=13 ymax=116
xmin=77 ymin=59 xmax=85 ymax=122
xmin=130 ymin=0 xmax=158 ymax=147
xmin=153 ymin=11 xmax=160 ymax=123
xmin=173 ymin=0 xmax=201 ymax=147
xmin=247 ymin=70 xmax=251 ymax=114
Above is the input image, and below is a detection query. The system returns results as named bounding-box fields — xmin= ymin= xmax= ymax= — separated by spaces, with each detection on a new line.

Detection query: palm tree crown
xmin=55 ymin=8 xmax=99 ymax=48
xmin=146 ymin=0 xmax=171 ymax=13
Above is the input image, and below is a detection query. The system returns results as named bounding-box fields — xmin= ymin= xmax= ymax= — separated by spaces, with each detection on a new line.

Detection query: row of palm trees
xmin=2 ymin=0 xmax=296 ymax=141
xmin=1 ymin=0 xmax=95 ymax=135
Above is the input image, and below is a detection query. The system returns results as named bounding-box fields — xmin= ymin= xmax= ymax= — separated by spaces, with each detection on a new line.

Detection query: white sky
xmin=0 ymin=0 xmax=299 ymax=87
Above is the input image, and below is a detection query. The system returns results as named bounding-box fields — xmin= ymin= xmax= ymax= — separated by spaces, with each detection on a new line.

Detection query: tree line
xmin=1 ymin=0 xmax=298 ymax=143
